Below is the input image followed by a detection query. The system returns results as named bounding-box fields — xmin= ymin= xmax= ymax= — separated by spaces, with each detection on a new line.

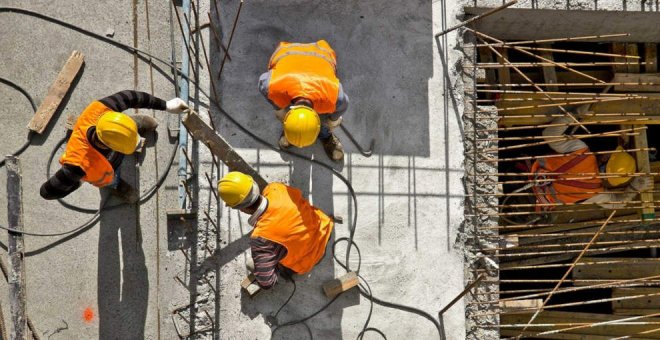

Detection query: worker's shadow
xmin=97 ymin=158 xmax=148 ymax=339
xmin=239 ymin=145 xmax=359 ymax=339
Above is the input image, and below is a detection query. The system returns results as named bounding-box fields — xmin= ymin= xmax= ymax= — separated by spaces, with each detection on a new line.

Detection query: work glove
xmin=629 ymin=176 xmax=653 ymax=192
xmin=322 ymin=116 xmax=343 ymax=132
xmin=166 ymin=98 xmax=189 ymax=113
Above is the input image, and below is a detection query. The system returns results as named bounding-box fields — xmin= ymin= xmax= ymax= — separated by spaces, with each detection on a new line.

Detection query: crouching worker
xmin=40 ymin=90 xmax=189 ymax=202
xmin=218 ymin=171 xmax=334 ymax=289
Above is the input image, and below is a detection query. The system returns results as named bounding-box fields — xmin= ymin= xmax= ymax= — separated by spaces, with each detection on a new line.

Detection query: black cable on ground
xmin=0 ymin=77 xmax=37 ymax=167
xmin=0 ymin=7 xmax=444 ymax=339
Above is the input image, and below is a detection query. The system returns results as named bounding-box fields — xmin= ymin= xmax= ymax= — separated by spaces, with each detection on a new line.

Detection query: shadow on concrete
xmin=97 ymin=158 xmax=148 ymax=339
xmin=214 ymin=0 xmax=433 ymax=157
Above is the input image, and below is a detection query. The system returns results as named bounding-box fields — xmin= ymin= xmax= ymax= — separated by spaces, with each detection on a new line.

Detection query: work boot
xmin=111 ymin=179 xmax=140 ymax=204
xmin=321 ymin=133 xmax=344 ymax=161
xmin=278 ymin=133 xmax=291 ymax=150
xmin=131 ymin=114 xmax=159 ymax=135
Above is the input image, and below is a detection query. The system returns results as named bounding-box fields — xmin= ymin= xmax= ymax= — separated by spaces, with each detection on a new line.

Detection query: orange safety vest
xmin=251 ymin=183 xmax=334 ymax=274
xmin=531 ymin=147 xmax=603 ymax=211
xmin=60 ymin=101 xmax=115 ymax=187
xmin=267 ymin=40 xmax=340 ymax=114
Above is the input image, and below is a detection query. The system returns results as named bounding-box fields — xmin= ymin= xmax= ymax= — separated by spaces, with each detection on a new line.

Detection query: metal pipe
xmin=176 ymin=0 xmax=191 ymax=209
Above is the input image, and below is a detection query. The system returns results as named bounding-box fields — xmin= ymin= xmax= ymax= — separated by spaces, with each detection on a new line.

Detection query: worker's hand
xmin=322 ymin=116 xmax=343 ymax=131
xmin=166 ymin=98 xmax=189 ymax=113
xmin=274 ymin=108 xmax=287 ymax=122
xmin=630 ymin=176 xmax=653 ymax=192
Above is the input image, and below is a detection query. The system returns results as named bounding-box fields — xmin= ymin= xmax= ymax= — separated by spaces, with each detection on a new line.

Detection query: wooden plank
xmin=509 ymin=69 xmax=612 ymax=87
xmin=646 ymin=43 xmax=658 ymax=73
xmin=501 ymin=311 xmax=660 ymax=338
xmin=500 ymin=329 xmax=644 ymax=340
xmin=6 ymin=156 xmax=26 ymax=340
xmin=496 ymin=92 xmax=660 ymax=126
xmin=539 ymin=44 xmax=558 ymax=91
xmin=27 ymin=51 xmax=84 ymax=134
xmin=613 ymin=288 xmax=660 ymax=310
xmin=500 ymin=299 xmax=542 ymax=311
xmin=634 ymin=130 xmax=656 ymax=220
xmin=182 ymin=110 xmax=268 ymax=190
xmin=323 ymin=271 xmax=359 ymax=298
xmin=240 ymin=274 xmax=261 ymax=297
xmin=497 ymin=48 xmax=511 ymax=90
xmin=0 ymin=301 xmax=7 ymax=340
xmin=613 ymin=73 xmax=660 ymax=92
xmin=627 ymin=43 xmax=641 ymax=73
xmin=615 ymin=309 xmax=660 ymax=316
xmin=572 ymin=257 xmax=660 ymax=282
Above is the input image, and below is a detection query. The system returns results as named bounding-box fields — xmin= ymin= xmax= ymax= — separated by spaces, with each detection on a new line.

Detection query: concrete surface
xmin=0 ymin=1 xmax=185 ymax=339
xmin=0 ymin=0 xmax=650 ymax=339
xmin=200 ymin=0 xmax=467 ymax=339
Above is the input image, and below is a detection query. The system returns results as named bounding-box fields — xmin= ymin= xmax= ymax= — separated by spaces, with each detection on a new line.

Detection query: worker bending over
xmin=532 ymin=113 xmax=651 ymax=211
xmin=218 ymin=172 xmax=334 ymax=289
xmin=40 ymin=90 xmax=188 ymax=202
xmin=259 ymin=40 xmax=349 ymax=161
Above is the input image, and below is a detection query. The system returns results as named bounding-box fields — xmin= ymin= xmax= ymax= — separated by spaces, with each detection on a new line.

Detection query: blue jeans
xmin=108 ymin=167 xmax=121 ymax=189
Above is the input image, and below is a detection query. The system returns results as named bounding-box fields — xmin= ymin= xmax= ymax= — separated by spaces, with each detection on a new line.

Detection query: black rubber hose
xmin=0 ymin=76 xmax=37 ymax=167
xmin=0 ymin=7 xmax=444 ymax=339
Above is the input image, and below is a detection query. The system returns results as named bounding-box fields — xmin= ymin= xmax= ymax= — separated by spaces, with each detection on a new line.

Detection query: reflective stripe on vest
xmin=60 ymin=101 xmax=115 ymax=188
xmin=266 ymin=40 xmax=340 ymax=114
xmin=531 ymin=147 xmax=603 ymax=211
xmin=250 ymin=183 xmax=334 ymax=274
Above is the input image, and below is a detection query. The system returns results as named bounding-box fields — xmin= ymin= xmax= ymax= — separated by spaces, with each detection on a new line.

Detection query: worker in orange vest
xmin=258 ymin=40 xmax=349 ymax=161
xmin=40 ymin=90 xmax=189 ymax=202
xmin=218 ymin=171 xmax=334 ymax=289
xmin=531 ymin=114 xmax=650 ymax=212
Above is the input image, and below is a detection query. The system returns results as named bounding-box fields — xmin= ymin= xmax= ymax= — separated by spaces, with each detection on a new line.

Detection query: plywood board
xmin=27 ymin=51 xmax=84 ymax=134
xmin=614 ymin=73 xmax=660 ymax=92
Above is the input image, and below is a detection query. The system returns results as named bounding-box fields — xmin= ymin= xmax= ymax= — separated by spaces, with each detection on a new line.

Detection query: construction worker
xmin=218 ymin=171 xmax=334 ymax=289
xmin=531 ymin=113 xmax=651 ymax=212
xmin=258 ymin=40 xmax=349 ymax=161
xmin=40 ymin=90 xmax=189 ymax=202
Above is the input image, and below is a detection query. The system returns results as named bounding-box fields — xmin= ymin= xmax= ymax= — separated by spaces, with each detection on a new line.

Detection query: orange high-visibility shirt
xmin=251 ymin=183 xmax=334 ymax=274
xmin=266 ymin=40 xmax=340 ymax=114
xmin=531 ymin=147 xmax=603 ymax=211
xmin=60 ymin=101 xmax=115 ymax=187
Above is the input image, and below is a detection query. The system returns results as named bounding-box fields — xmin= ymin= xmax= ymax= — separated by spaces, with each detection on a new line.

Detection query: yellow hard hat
xmin=96 ymin=111 xmax=139 ymax=154
xmin=606 ymin=146 xmax=636 ymax=187
xmin=218 ymin=172 xmax=256 ymax=208
xmin=283 ymin=105 xmax=320 ymax=148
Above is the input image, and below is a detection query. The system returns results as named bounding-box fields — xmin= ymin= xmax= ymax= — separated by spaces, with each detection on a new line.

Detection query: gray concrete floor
xmin=0 ymin=0 xmax=469 ymax=339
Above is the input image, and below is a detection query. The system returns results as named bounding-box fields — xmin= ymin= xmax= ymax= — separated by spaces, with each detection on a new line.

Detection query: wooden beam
xmin=501 ymin=311 xmax=660 ymax=338
xmin=613 ymin=288 xmax=660 ymax=310
xmin=497 ymin=48 xmax=511 ymax=90
xmin=6 ymin=156 xmax=26 ymax=340
xmin=627 ymin=43 xmax=641 ymax=73
xmin=612 ymin=43 xmax=629 ymax=73
xmin=500 ymin=299 xmax=542 ymax=311
xmin=634 ymin=129 xmax=656 ymax=221
xmin=0 ymin=301 xmax=7 ymax=340
xmin=539 ymin=44 xmax=558 ymax=91
xmin=182 ymin=110 xmax=268 ymax=190
xmin=240 ymin=274 xmax=261 ymax=297
xmin=646 ymin=43 xmax=658 ymax=73
xmin=27 ymin=51 xmax=84 ymax=134
xmin=613 ymin=73 xmax=660 ymax=92
xmin=323 ymin=271 xmax=359 ymax=298
xmin=572 ymin=257 xmax=660 ymax=284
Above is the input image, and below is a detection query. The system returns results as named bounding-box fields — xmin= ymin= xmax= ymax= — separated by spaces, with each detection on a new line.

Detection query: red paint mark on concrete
xmin=83 ymin=307 xmax=94 ymax=323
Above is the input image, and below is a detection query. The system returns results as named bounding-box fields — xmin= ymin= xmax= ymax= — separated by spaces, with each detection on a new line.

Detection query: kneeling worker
xmin=218 ymin=171 xmax=334 ymax=289
xmin=40 ymin=90 xmax=189 ymax=202
xmin=258 ymin=40 xmax=349 ymax=161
